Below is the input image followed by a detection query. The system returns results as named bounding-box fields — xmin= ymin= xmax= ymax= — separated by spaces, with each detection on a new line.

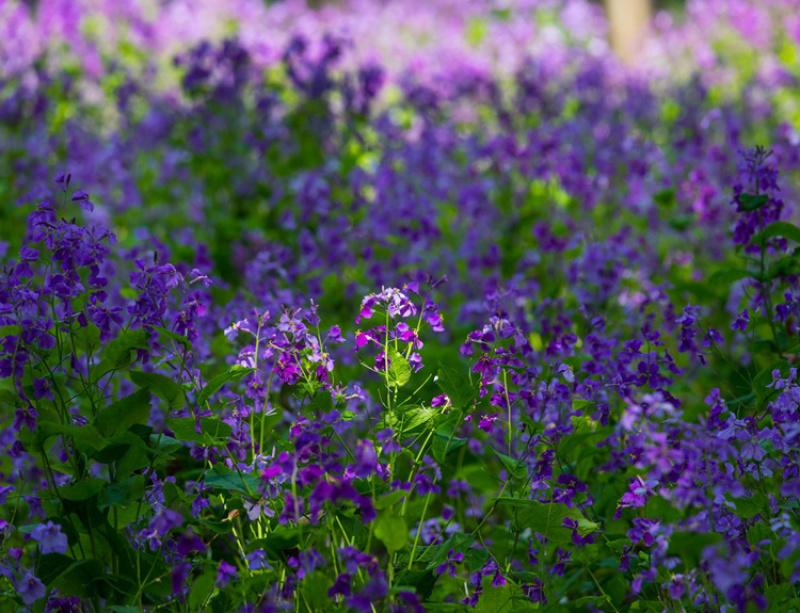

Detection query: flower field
xmin=2 ymin=1 xmax=800 ymax=611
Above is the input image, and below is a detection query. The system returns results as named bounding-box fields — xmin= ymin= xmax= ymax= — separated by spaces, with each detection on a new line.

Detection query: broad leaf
xmin=197 ymin=365 xmax=254 ymax=407
xmin=130 ymin=370 xmax=186 ymax=409
xmin=94 ymin=388 xmax=152 ymax=438
xmin=436 ymin=363 xmax=476 ymax=410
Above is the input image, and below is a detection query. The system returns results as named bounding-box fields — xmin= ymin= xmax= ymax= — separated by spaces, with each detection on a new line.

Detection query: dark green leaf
xmin=436 ymin=364 xmax=476 ymax=410
xmin=205 ymin=465 xmax=259 ymax=495
xmin=432 ymin=423 xmax=467 ymax=463
xmin=739 ymin=193 xmax=769 ymax=211
xmin=752 ymin=221 xmax=800 ymax=245
xmin=102 ymin=329 xmax=150 ymax=369
xmin=59 ymin=478 xmax=106 ymax=501
xmin=189 ymin=566 xmax=217 ymax=609
xmin=497 ymin=498 xmax=598 ymax=544
xmin=37 ymin=423 xmax=108 ymax=454
xmin=728 ymin=492 xmax=769 ymax=519
xmin=167 ymin=416 xmax=232 ymax=444
xmin=197 ymin=365 xmax=254 ymax=407
xmin=666 ymin=532 xmax=722 ymax=568
xmin=493 ymin=450 xmax=526 ymax=479
xmin=653 ymin=188 xmax=676 ymax=208
xmin=130 ymin=370 xmax=186 ymax=409
xmin=98 ymin=475 xmax=145 ymax=509
xmin=708 ymin=269 xmax=760 ymax=285
xmin=151 ymin=325 xmax=193 ymax=350
xmin=94 ymin=388 xmax=152 ymax=438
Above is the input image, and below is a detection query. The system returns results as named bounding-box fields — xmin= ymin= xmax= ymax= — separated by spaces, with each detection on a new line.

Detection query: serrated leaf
xmin=103 ymin=329 xmax=150 ymax=369
xmin=400 ymin=406 xmax=436 ymax=434
xmin=752 ymin=221 xmax=800 ymax=245
xmin=728 ymin=491 xmax=769 ymax=519
xmin=37 ymin=423 xmax=108 ymax=453
xmin=60 ymin=478 xmax=106 ymax=501
xmin=666 ymin=532 xmax=722 ymax=568
xmin=432 ymin=422 xmax=466 ymax=462
xmin=197 ymin=365 xmax=254 ymax=407
xmin=375 ymin=515 xmax=407 ymax=553
xmin=205 ymin=465 xmax=259 ymax=495
xmin=98 ymin=475 xmax=144 ymax=509
xmin=739 ymin=193 xmax=769 ymax=211
xmin=94 ymin=388 xmax=152 ymax=438
xmin=151 ymin=325 xmax=193 ymax=350
xmin=436 ymin=364 xmax=476 ymax=410
xmin=708 ymin=268 xmax=760 ymax=285
xmin=130 ymin=370 xmax=185 ymax=409
xmin=493 ymin=450 xmax=526 ymax=479
xmin=388 ymin=348 xmax=411 ymax=388
xmin=497 ymin=498 xmax=596 ymax=544
xmin=167 ymin=416 xmax=232 ymax=444
xmin=189 ymin=566 xmax=217 ymax=609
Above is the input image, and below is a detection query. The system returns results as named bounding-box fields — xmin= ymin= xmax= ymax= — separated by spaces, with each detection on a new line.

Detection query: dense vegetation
xmin=2 ymin=1 xmax=800 ymax=611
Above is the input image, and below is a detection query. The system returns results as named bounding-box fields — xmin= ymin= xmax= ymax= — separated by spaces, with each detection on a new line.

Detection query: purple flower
xmin=31 ymin=521 xmax=68 ymax=554
xmin=352 ymin=440 xmax=378 ymax=478
xmin=732 ymin=309 xmax=749 ymax=331
xmin=435 ymin=548 xmax=465 ymax=577
xmin=216 ymin=560 xmax=237 ymax=587
xmin=70 ymin=190 xmax=94 ymax=212
xmin=176 ymin=529 xmax=206 ymax=557
xmin=247 ymin=549 xmax=271 ymax=571
xmin=171 ymin=562 xmax=191 ymax=595
xmin=17 ymin=571 xmax=46 ymax=606
xmin=148 ymin=509 xmax=183 ymax=536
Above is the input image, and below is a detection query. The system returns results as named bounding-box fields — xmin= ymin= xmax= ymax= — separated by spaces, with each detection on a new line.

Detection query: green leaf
xmin=59 ymin=478 xmax=106 ymax=501
xmin=205 ymin=465 xmax=259 ymax=495
xmin=36 ymin=555 xmax=105 ymax=598
xmin=767 ymin=252 xmax=800 ymax=279
xmin=497 ymin=498 xmax=597 ymax=544
xmin=668 ymin=214 xmax=694 ymax=231
xmin=728 ymin=492 xmax=769 ymax=519
xmin=653 ymin=188 xmax=676 ymax=208
xmin=388 ymin=348 xmax=411 ymax=388
xmin=189 ymin=566 xmax=217 ymax=610
xmin=708 ymin=268 xmax=760 ymax=285
xmin=375 ymin=490 xmax=407 ymax=510
xmin=72 ymin=323 xmax=101 ymax=352
xmin=752 ymin=221 xmax=800 ymax=245
xmin=666 ymin=532 xmax=722 ymax=568
xmin=37 ymin=423 xmax=108 ymax=454
xmin=149 ymin=433 xmax=183 ymax=455
xmin=167 ymin=416 xmax=232 ymax=444
xmin=151 ymin=325 xmax=193 ymax=350
xmin=98 ymin=475 xmax=145 ymax=509
xmin=400 ymin=406 xmax=436 ymax=434
xmin=102 ymin=329 xmax=150 ymax=369
xmin=94 ymin=388 xmax=152 ymax=438
xmin=393 ymin=569 xmax=437 ymax=601
xmin=130 ymin=370 xmax=186 ymax=409
xmin=493 ymin=450 xmax=526 ymax=479
xmin=374 ymin=516 xmax=407 ymax=553
xmin=197 ymin=365 xmax=254 ymax=407
xmin=432 ymin=423 xmax=467 ymax=463
xmin=739 ymin=193 xmax=769 ymax=211
xmin=436 ymin=364 xmax=476 ymax=410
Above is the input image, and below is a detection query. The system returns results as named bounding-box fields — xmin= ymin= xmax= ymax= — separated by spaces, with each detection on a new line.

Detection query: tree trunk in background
xmin=605 ymin=0 xmax=652 ymax=63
